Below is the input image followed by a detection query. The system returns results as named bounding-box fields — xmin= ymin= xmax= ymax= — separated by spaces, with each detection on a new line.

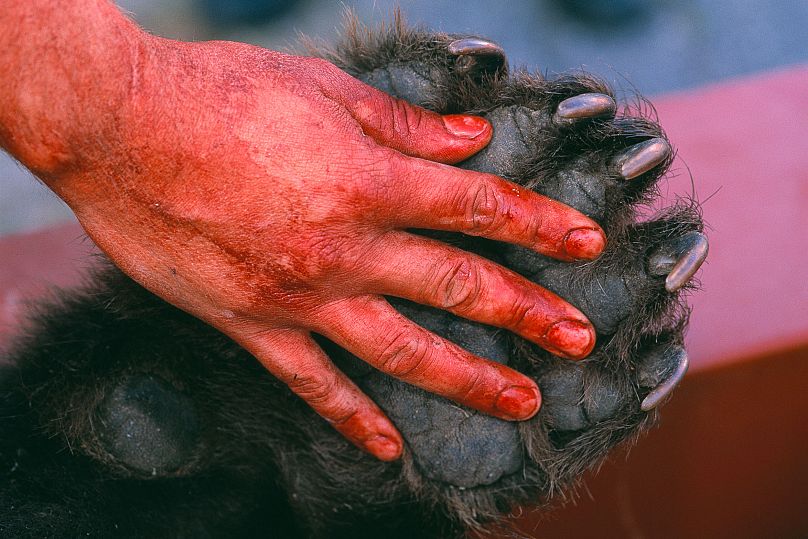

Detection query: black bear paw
xmin=316 ymin=17 xmax=707 ymax=525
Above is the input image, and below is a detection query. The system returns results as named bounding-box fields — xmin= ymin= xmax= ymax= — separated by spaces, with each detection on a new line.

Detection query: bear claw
xmin=447 ymin=38 xmax=507 ymax=76
xmin=639 ymin=346 xmax=689 ymax=411
xmin=664 ymin=232 xmax=709 ymax=292
xmin=553 ymin=93 xmax=617 ymax=123
xmin=614 ymin=137 xmax=672 ymax=179
xmin=647 ymin=230 xmax=709 ymax=292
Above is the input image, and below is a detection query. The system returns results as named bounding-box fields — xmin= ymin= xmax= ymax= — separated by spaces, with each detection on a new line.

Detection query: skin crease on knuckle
xmin=425 ymin=256 xmax=483 ymax=311
xmin=388 ymin=96 xmax=427 ymax=142
xmin=375 ymin=329 xmax=435 ymax=379
xmin=287 ymin=371 xmax=337 ymax=407
xmin=455 ymin=177 xmax=564 ymax=256
xmin=465 ymin=180 xmax=502 ymax=234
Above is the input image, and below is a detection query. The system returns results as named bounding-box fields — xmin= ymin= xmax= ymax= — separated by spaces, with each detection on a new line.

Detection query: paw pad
xmin=95 ymin=374 xmax=201 ymax=475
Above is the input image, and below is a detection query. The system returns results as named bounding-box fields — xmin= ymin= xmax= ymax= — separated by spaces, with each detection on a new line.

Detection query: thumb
xmin=319 ymin=64 xmax=493 ymax=164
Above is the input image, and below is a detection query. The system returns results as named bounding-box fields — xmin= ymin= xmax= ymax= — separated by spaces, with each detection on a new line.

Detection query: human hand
xmin=43 ymin=33 xmax=605 ymax=461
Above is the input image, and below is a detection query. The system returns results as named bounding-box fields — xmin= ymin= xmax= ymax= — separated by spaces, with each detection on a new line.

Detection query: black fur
xmin=0 ymin=18 xmax=704 ymax=538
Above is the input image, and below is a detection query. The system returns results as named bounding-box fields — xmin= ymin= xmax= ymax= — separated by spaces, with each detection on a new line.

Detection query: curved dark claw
xmin=613 ymin=137 xmax=671 ymax=180
xmin=647 ymin=231 xmax=709 ymax=292
xmin=665 ymin=233 xmax=709 ymax=292
xmin=640 ymin=347 xmax=689 ymax=411
xmin=553 ymin=93 xmax=616 ymax=124
xmin=448 ymin=38 xmax=507 ymax=76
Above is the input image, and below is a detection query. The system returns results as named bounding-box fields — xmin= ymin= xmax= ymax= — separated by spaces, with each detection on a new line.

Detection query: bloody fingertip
xmin=494 ymin=385 xmax=541 ymax=420
xmin=544 ymin=320 xmax=596 ymax=360
xmin=562 ymin=227 xmax=606 ymax=260
xmin=442 ymin=114 xmax=491 ymax=140
xmin=364 ymin=434 xmax=403 ymax=461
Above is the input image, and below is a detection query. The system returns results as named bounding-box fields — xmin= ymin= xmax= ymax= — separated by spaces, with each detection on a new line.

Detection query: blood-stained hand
xmin=0 ymin=2 xmax=605 ymax=462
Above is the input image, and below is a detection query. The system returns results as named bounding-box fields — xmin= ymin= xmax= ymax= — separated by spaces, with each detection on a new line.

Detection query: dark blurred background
xmin=2 ymin=0 xmax=807 ymax=235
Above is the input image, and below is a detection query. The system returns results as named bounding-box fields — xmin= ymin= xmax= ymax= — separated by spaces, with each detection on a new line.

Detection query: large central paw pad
xmin=321 ymin=21 xmax=706 ymax=502
xmin=94 ymin=374 xmax=201 ymax=475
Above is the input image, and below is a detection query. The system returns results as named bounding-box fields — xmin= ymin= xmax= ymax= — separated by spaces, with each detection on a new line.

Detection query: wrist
xmin=0 ymin=1 xmax=147 ymax=188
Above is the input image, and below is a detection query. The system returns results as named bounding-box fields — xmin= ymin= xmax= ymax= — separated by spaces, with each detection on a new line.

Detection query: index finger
xmin=369 ymin=152 xmax=606 ymax=262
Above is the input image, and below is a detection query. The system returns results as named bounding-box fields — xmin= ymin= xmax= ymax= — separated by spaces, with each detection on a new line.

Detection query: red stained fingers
xmin=316 ymin=296 xmax=542 ymax=421
xmin=374 ymin=155 xmax=606 ymax=262
xmin=227 ymin=326 xmax=403 ymax=461
xmin=366 ymin=232 xmax=595 ymax=360
xmin=314 ymin=60 xmax=493 ymax=164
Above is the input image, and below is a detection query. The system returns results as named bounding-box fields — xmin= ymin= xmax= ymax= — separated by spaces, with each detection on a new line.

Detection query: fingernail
xmin=563 ymin=227 xmax=606 ymax=260
xmin=495 ymin=385 xmax=541 ymax=419
xmin=364 ymin=435 xmax=402 ymax=461
xmin=545 ymin=320 xmax=596 ymax=360
xmin=442 ymin=114 xmax=489 ymax=139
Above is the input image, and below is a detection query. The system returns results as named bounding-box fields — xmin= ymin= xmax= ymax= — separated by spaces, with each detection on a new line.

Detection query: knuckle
xmin=501 ymin=295 xmax=536 ymax=330
xmin=301 ymin=57 xmax=345 ymax=84
xmin=456 ymin=370 xmax=484 ymax=402
xmin=521 ymin=213 xmax=544 ymax=243
xmin=464 ymin=181 xmax=503 ymax=234
xmin=345 ymin=151 xmax=398 ymax=201
xmin=429 ymin=257 xmax=483 ymax=311
xmin=290 ymin=372 xmax=358 ymax=425
xmin=376 ymin=330 xmax=433 ymax=378
xmin=307 ymin=237 xmax=344 ymax=276
xmin=288 ymin=371 xmax=337 ymax=406
xmin=387 ymin=97 xmax=423 ymax=138
xmin=305 ymin=234 xmax=361 ymax=278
